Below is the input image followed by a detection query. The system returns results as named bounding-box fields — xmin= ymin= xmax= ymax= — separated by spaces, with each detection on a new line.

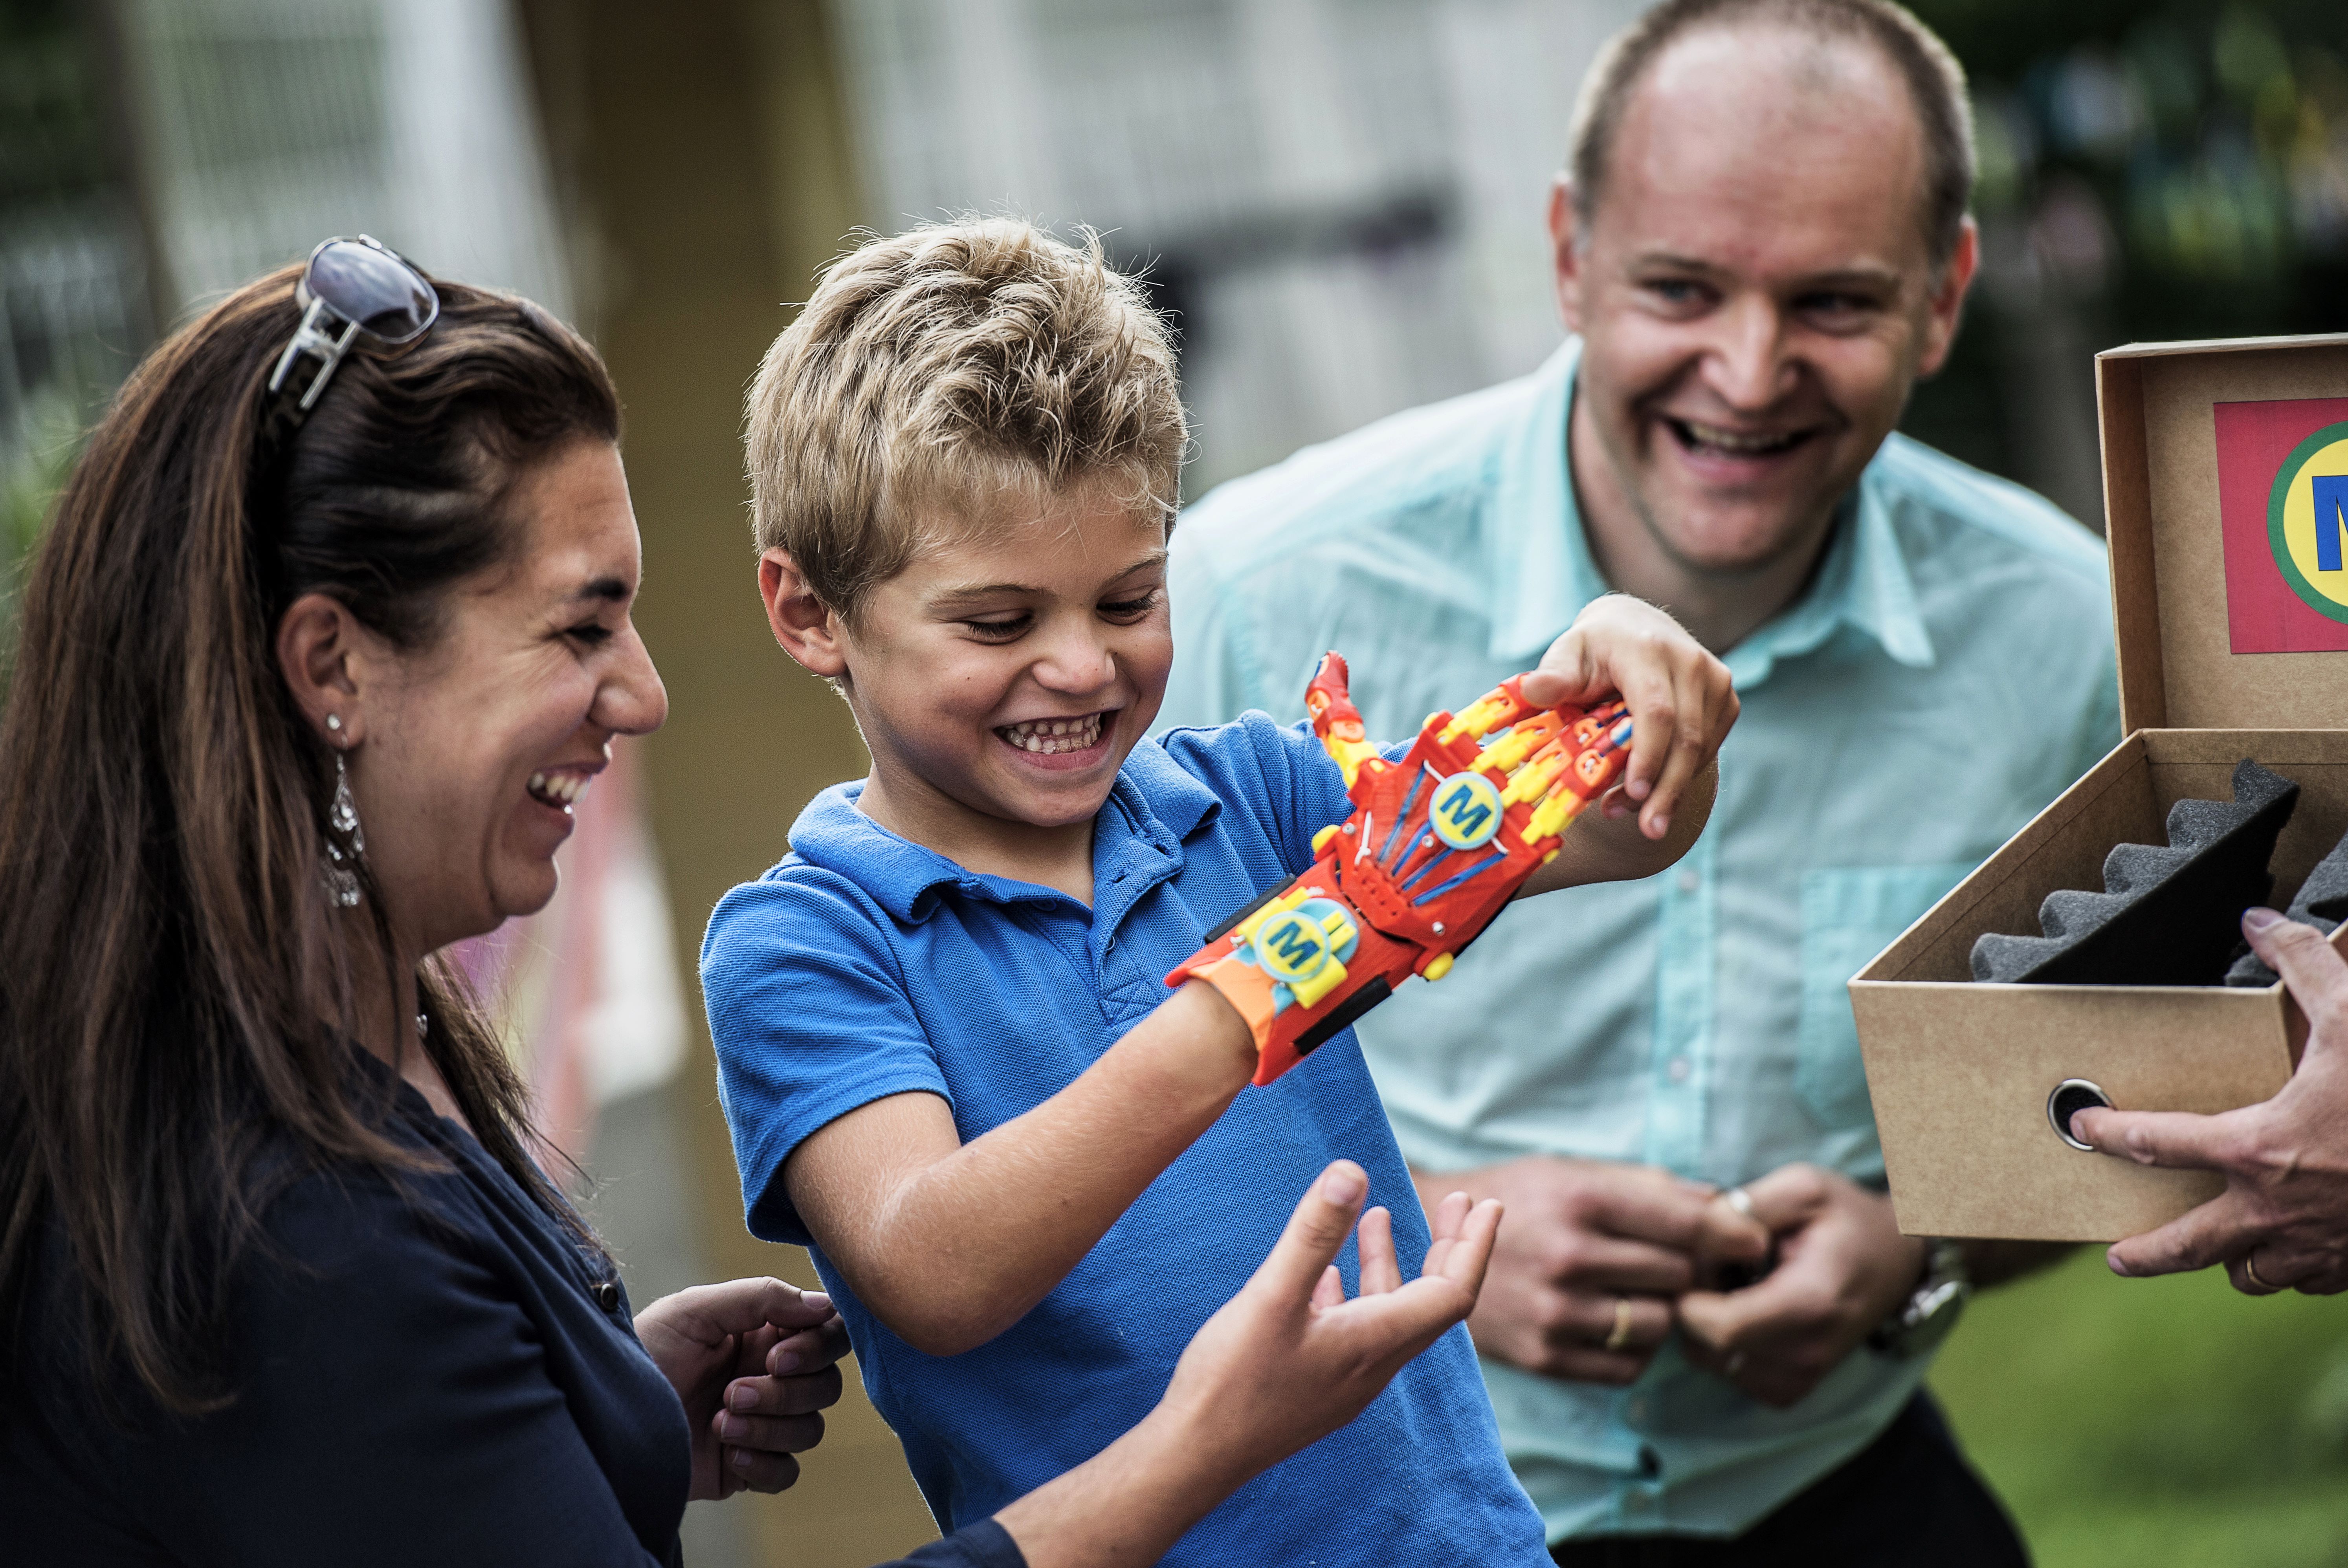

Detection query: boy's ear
xmin=759 ymin=548 xmax=850 ymax=678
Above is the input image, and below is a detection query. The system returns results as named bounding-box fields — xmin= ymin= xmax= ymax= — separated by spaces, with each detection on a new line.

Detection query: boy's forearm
xmin=822 ymin=982 xmax=1256 ymax=1356
xmin=1518 ymin=758 xmax=1717 ymax=898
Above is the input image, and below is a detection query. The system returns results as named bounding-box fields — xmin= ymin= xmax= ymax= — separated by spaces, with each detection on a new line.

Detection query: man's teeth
xmin=999 ymin=714 xmax=1105 ymax=755
xmin=528 ymin=770 xmax=593 ymax=808
xmin=1677 ymin=419 xmax=1802 ymax=455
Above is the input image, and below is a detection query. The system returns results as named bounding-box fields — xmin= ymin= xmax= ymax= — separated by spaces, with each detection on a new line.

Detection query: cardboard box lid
xmin=2098 ymin=333 xmax=2348 ymax=734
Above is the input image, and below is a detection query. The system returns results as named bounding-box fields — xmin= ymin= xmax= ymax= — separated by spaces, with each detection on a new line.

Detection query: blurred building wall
xmin=831 ymin=0 xmax=1644 ymax=493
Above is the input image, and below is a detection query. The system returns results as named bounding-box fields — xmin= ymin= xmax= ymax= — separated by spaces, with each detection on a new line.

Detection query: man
xmin=1158 ymin=1 xmax=2120 ymax=1561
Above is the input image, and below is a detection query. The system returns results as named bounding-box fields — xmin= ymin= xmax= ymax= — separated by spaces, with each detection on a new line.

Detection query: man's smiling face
xmin=1556 ymin=23 xmax=1973 ymax=581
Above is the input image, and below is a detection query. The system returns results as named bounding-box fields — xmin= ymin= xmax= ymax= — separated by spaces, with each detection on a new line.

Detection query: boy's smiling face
xmin=803 ymin=478 xmax=1173 ymax=850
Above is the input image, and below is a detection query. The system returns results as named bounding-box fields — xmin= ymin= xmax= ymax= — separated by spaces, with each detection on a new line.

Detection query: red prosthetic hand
xmin=1167 ymin=652 xmax=1634 ymax=1086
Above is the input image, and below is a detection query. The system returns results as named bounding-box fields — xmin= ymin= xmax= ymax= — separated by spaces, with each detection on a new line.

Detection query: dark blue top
xmin=0 ymin=1051 xmax=1024 ymax=1568
xmin=701 ymin=714 xmax=1550 ymax=1566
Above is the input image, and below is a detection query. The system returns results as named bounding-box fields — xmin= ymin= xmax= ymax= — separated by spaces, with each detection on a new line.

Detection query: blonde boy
xmin=703 ymin=220 xmax=1745 ymax=1563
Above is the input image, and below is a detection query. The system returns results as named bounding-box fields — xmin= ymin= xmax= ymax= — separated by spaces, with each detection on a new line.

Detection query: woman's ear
xmin=275 ymin=593 xmax=367 ymax=745
xmin=758 ymin=550 xmax=850 ymax=679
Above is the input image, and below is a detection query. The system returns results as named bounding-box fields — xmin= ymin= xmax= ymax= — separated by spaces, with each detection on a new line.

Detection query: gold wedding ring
xmin=2243 ymin=1251 xmax=2275 ymax=1292
xmin=1604 ymin=1295 xmax=1636 ymax=1353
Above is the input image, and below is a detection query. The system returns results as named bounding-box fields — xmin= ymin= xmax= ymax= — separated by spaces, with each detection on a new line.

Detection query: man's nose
xmin=1703 ymin=295 xmax=1794 ymax=412
xmin=598 ymin=631 xmax=670 ymax=736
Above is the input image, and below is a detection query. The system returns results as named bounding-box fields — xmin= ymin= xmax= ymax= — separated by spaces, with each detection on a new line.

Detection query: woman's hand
xmin=632 ymin=1277 xmax=849 ymax=1500
xmin=993 ymin=1160 xmax=1501 ymax=1567
xmin=1162 ymin=1160 xmax=1505 ymax=1479
xmin=2071 ymin=909 xmax=2348 ymax=1295
xmin=1521 ymin=593 xmax=1739 ymax=842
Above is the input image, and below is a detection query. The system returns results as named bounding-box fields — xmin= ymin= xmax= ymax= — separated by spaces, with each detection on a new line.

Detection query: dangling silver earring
xmin=322 ymin=728 xmax=366 ymax=908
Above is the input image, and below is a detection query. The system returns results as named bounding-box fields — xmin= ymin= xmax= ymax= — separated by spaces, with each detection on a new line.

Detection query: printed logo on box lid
xmin=2216 ymin=397 xmax=2348 ymax=654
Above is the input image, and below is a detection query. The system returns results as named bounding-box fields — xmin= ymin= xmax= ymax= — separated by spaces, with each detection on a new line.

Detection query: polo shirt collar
xmin=1488 ymin=336 xmax=1936 ymax=684
xmin=784 ymin=738 xmax=1225 ymax=924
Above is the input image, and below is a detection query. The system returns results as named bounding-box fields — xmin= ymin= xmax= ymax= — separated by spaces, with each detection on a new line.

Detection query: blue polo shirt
xmin=703 ymin=714 xmax=1550 ymax=1566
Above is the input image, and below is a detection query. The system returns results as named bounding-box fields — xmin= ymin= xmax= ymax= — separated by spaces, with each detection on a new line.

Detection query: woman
xmin=0 ymin=240 xmax=1502 ymax=1566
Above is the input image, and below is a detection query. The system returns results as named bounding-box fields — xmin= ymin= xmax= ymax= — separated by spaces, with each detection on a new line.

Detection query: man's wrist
xmin=1868 ymin=1237 xmax=1970 ymax=1356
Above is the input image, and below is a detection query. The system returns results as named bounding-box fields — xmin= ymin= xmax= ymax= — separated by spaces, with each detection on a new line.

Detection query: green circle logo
xmin=2267 ymin=421 xmax=2348 ymax=624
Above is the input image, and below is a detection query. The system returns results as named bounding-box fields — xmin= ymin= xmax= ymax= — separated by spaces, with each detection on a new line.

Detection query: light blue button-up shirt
xmin=1157 ymin=341 xmax=2121 ymax=1541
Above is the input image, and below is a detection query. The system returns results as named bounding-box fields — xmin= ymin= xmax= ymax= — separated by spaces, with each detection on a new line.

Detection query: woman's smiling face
xmin=343 ymin=439 xmax=668 ymax=954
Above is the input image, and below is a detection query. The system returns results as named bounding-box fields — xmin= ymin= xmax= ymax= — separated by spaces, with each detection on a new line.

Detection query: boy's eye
xmin=962 ymin=614 xmax=1033 ymax=641
xmin=1099 ymin=589 xmax=1161 ymax=621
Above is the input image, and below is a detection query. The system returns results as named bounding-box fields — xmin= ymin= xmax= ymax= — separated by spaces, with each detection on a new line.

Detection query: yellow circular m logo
xmin=2269 ymin=422 xmax=2348 ymax=623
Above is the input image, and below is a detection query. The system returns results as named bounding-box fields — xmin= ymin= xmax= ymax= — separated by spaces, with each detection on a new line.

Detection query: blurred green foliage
xmin=1933 ymin=1248 xmax=2348 ymax=1567
xmin=1904 ymin=0 xmax=2348 ymax=485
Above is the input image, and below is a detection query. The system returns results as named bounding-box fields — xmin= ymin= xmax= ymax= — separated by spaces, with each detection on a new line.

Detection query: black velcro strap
xmin=1203 ymin=874 xmax=1301 ymax=945
xmin=1293 ymin=976 xmax=1392 ymax=1057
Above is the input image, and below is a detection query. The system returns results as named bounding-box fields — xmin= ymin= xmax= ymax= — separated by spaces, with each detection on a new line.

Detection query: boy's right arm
xmin=784 ymin=981 xmax=1258 ymax=1357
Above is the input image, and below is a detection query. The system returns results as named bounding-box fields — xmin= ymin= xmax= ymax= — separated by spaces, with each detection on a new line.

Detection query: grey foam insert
xmin=1971 ymin=759 xmax=2299 ymax=987
xmin=2225 ymin=822 xmax=2348 ymax=987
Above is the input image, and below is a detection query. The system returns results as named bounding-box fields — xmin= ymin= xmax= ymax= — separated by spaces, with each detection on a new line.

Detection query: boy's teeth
xmin=1001 ymin=714 xmax=1104 ymax=755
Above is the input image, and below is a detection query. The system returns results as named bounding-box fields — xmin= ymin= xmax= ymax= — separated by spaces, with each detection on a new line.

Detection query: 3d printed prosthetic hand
xmin=1167 ymin=652 xmax=1634 ymax=1086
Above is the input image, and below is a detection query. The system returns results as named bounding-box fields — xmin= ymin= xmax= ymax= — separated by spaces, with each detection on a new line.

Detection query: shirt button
xmin=1667 ymin=1056 xmax=1691 ymax=1083
xmin=1676 ymin=870 xmax=1700 ymax=894
xmin=593 ymin=1279 xmax=621 ymax=1313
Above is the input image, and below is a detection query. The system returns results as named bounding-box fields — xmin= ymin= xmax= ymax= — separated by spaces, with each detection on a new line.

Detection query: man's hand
xmin=1415 ymin=1156 xmax=1767 ymax=1385
xmin=633 ymin=1277 xmax=851 ymax=1500
xmin=1521 ymin=593 xmax=1739 ymax=843
xmin=1675 ymin=1165 xmax=1924 ymax=1408
xmin=2071 ymin=909 xmax=2348 ymax=1295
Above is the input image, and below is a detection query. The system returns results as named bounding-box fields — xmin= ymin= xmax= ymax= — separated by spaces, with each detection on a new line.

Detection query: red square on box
xmin=2216 ymin=396 xmax=2348 ymax=654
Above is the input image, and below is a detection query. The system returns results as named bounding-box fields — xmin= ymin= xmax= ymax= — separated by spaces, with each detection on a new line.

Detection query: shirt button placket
xmin=1644 ymin=833 xmax=1717 ymax=1176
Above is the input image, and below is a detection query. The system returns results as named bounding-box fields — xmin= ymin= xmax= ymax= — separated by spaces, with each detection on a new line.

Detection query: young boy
xmin=703 ymin=219 xmax=1743 ymax=1563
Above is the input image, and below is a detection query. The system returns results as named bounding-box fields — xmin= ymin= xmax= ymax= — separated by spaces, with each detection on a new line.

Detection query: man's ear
xmin=275 ymin=593 xmax=367 ymax=746
xmin=759 ymin=549 xmax=850 ymax=679
xmin=1549 ymin=175 xmax=1589 ymax=336
xmin=1915 ymin=216 xmax=1979 ymax=379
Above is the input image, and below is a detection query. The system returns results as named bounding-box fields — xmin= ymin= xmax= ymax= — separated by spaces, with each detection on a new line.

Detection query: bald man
xmin=1159 ymin=2 xmax=2117 ymax=1562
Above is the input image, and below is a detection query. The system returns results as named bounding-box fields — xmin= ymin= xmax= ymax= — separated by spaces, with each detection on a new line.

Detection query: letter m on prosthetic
xmin=2317 ymin=475 xmax=2348 ymax=573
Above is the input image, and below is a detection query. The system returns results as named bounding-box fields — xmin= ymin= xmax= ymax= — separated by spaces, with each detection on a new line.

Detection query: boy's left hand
xmin=1520 ymin=594 xmax=1737 ymax=842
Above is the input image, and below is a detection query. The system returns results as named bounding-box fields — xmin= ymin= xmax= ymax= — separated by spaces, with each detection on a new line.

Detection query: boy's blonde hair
xmin=747 ymin=218 xmax=1187 ymax=623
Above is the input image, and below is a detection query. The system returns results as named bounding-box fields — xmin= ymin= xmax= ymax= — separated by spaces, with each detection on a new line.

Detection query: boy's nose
xmin=1030 ymin=625 xmax=1117 ymax=694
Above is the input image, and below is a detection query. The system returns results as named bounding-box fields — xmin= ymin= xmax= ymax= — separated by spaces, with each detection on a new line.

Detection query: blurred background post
xmin=3 ymin=1 xmax=2343 ymax=1564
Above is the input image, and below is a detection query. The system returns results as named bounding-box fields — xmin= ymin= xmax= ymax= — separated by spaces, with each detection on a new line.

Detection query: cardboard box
xmin=1851 ymin=332 xmax=2348 ymax=1242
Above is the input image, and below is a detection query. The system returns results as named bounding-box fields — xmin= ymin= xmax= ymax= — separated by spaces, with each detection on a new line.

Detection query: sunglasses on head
xmin=265 ymin=235 xmax=440 ymax=424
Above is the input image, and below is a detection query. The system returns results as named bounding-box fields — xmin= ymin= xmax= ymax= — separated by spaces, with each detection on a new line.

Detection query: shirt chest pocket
xmin=1795 ymin=862 xmax=1974 ymax=1128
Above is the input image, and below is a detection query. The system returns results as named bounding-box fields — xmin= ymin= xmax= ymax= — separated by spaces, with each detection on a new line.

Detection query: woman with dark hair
xmin=0 ymin=240 xmax=1503 ymax=1567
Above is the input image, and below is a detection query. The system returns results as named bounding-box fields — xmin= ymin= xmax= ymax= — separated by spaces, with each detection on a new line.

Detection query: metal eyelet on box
xmin=2047 ymin=1079 xmax=2113 ymax=1151
xmin=592 ymin=1277 xmax=621 ymax=1313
